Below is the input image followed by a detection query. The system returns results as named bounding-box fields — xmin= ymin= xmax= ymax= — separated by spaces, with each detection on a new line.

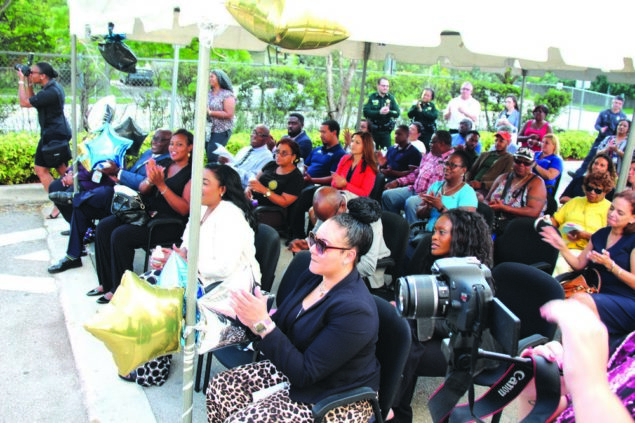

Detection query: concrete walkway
xmin=1 ymin=164 xmax=584 ymax=422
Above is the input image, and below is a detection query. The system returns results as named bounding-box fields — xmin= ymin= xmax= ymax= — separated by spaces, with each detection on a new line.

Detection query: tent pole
xmin=356 ymin=42 xmax=371 ymax=126
xmin=181 ymin=39 xmax=209 ymax=423
xmin=518 ymin=69 xmax=527 ymax=124
xmin=616 ymin=107 xmax=635 ymax=191
xmin=71 ymin=35 xmax=78 ymax=193
xmin=170 ymin=45 xmax=181 ymax=129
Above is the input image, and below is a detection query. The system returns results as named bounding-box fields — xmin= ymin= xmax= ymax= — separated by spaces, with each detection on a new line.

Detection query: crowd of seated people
xmin=45 ymin=79 xmax=635 ymax=422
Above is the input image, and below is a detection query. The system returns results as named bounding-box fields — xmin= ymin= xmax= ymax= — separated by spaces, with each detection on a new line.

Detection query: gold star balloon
xmin=84 ymin=271 xmax=184 ymax=375
xmin=225 ymin=0 xmax=349 ymax=50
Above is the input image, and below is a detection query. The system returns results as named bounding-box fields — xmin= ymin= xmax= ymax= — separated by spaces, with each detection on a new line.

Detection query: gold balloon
xmin=225 ymin=0 xmax=349 ymax=50
xmin=84 ymin=271 xmax=184 ymax=375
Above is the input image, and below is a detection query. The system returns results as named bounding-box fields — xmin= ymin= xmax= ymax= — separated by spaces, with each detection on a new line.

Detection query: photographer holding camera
xmin=390 ymin=209 xmax=494 ymax=422
xmin=17 ymin=61 xmax=71 ymax=218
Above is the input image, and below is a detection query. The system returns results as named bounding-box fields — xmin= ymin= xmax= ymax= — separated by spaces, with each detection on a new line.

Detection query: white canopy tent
xmin=67 ymin=1 xmax=635 ymax=421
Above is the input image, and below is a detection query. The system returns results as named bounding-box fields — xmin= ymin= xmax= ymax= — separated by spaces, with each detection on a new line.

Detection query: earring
xmin=188 ymin=152 xmax=191 ymax=158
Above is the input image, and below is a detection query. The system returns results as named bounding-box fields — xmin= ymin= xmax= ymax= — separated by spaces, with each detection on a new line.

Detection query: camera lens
xmin=396 ymin=275 xmax=446 ymax=319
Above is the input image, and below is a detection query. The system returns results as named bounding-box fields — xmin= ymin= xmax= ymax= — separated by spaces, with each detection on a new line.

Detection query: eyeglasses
xmin=585 ymin=185 xmax=603 ymax=195
xmin=274 ymin=150 xmax=293 ymax=157
xmin=308 ymin=231 xmax=351 ymax=255
xmin=443 ymin=161 xmax=463 ymax=169
xmin=514 ymin=158 xmax=533 ymax=166
xmin=252 ymin=131 xmax=268 ymax=138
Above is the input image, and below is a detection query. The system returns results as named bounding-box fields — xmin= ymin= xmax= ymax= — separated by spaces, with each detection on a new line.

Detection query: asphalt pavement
xmin=0 ymin=162 xmax=580 ymax=422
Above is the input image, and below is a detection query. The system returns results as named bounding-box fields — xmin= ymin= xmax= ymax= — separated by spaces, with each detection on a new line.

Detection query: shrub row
xmin=0 ymin=129 xmax=594 ymax=185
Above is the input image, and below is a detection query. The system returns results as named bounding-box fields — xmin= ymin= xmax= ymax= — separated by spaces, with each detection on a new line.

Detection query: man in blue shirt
xmin=378 ymin=125 xmax=422 ymax=182
xmin=289 ymin=119 xmax=345 ymax=239
xmin=451 ymin=119 xmax=481 ymax=154
xmin=287 ymin=113 xmax=312 ymax=160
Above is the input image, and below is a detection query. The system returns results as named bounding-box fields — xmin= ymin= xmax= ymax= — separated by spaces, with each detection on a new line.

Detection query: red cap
xmin=495 ymin=131 xmax=511 ymax=142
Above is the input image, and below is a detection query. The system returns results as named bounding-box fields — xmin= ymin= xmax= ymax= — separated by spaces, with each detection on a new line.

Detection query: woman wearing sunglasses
xmin=486 ymin=147 xmax=547 ymax=234
xmin=246 ymin=137 xmax=304 ymax=209
xmin=541 ymin=190 xmax=635 ymax=349
xmin=206 ymin=210 xmax=379 ymax=421
xmin=549 ymin=172 xmax=615 ymax=276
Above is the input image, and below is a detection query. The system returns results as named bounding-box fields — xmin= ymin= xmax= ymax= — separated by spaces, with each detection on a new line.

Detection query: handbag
xmin=41 ymin=139 xmax=71 ymax=168
xmin=557 ymin=268 xmax=601 ymax=299
xmin=111 ymin=185 xmax=149 ymax=226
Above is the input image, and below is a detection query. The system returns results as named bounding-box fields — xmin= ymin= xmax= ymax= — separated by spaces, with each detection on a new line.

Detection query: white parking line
xmin=0 ymin=274 xmax=56 ymax=293
xmin=0 ymin=228 xmax=47 ymax=247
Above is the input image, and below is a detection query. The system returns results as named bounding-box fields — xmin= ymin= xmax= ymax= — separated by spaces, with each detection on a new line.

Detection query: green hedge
xmin=0 ymin=129 xmax=593 ymax=184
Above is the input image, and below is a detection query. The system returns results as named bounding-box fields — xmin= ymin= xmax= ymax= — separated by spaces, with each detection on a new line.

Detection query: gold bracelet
xmin=618 ymin=268 xmax=623 ymax=277
xmin=610 ymin=262 xmax=616 ymax=272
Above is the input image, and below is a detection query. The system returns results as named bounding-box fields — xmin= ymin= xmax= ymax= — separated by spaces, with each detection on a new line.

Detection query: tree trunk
xmin=326 ymin=53 xmax=357 ymax=122
xmin=326 ymin=54 xmax=336 ymax=120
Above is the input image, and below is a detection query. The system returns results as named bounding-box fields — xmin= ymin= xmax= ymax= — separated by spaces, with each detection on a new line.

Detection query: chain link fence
xmin=0 ymin=51 xmax=620 ymax=136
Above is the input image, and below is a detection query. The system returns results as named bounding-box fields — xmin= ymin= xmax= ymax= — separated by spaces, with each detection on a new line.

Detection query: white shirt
xmin=182 ymin=202 xmax=261 ymax=293
xmin=232 ymin=145 xmax=274 ymax=187
xmin=444 ymin=96 xmax=482 ymax=129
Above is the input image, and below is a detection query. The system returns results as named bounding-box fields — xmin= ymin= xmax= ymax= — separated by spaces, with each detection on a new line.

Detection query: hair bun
xmin=346 ymin=196 xmax=381 ymax=224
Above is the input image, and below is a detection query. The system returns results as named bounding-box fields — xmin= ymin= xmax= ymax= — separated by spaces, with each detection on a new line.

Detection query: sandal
xmin=118 ymin=370 xmax=137 ymax=383
xmin=46 ymin=208 xmax=61 ymax=219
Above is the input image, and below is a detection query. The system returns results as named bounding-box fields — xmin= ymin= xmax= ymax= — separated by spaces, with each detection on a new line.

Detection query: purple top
xmin=554 ymin=331 xmax=635 ymax=422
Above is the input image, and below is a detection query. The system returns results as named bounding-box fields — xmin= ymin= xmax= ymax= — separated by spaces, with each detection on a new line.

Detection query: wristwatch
xmin=253 ymin=317 xmax=275 ymax=335
xmin=264 ymin=190 xmax=272 ymax=198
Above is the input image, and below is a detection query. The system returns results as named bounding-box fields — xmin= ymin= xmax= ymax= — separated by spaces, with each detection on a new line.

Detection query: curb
xmin=44 ymin=209 xmax=157 ymax=423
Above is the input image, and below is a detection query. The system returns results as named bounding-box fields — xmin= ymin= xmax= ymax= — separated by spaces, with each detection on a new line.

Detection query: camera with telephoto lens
xmin=14 ymin=53 xmax=34 ymax=76
xmin=396 ymin=257 xmax=520 ymax=358
xmin=397 ymin=257 xmax=494 ymax=334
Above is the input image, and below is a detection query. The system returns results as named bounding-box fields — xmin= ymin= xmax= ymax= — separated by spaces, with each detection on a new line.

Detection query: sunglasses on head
xmin=308 ymin=231 xmax=350 ymax=255
xmin=514 ymin=158 xmax=533 ymax=166
xmin=585 ymin=185 xmax=603 ymax=195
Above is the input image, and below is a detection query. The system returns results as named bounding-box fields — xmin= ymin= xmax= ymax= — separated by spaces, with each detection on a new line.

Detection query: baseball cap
xmin=514 ymin=147 xmax=535 ymax=162
xmin=494 ymin=131 xmax=511 ymax=142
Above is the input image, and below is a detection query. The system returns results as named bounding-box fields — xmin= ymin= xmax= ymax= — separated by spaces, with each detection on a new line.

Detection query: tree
xmin=325 ymin=52 xmax=357 ymax=122
xmin=0 ymin=0 xmax=59 ymax=52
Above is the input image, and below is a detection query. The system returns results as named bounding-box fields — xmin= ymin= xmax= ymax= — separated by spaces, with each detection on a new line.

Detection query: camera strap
xmin=429 ymin=355 xmax=561 ymax=423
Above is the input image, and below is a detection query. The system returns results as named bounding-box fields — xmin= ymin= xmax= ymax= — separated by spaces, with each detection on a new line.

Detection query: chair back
xmin=373 ymin=295 xmax=412 ymax=420
xmin=276 ymin=250 xmax=312 ymax=306
xmin=492 ymin=262 xmax=564 ymax=341
xmin=380 ymin=211 xmax=410 ymax=278
xmin=369 ymin=173 xmax=386 ymax=203
xmin=476 ymin=202 xmax=494 ymax=229
xmin=493 ymin=217 xmax=558 ymax=274
xmin=254 ymin=223 xmax=281 ymax=292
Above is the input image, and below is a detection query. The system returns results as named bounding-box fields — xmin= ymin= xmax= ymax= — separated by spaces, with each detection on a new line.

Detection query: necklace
xmin=317 ymin=281 xmax=328 ymax=297
xmin=442 ymin=181 xmax=464 ymax=197
xmin=510 ymin=174 xmax=532 ymax=193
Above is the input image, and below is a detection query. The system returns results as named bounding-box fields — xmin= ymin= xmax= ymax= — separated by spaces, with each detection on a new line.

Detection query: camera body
xmin=14 ymin=53 xmax=34 ymax=77
xmin=397 ymin=257 xmax=493 ymax=334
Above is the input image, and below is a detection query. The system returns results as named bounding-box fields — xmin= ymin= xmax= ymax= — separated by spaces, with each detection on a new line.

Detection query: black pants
xmin=95 ymin=215 xmax=183 ymax=294
xmin=371 ymin=130 xmax=392 ymax=150
xmin=391 ymin=322 xmax=447 ymax=423
xmin=66 ymin=187 xmax=113 ymax=258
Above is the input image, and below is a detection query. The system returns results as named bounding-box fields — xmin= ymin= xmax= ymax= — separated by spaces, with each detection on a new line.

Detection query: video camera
xmin=14 ymin=53 xmax=34 ymax=77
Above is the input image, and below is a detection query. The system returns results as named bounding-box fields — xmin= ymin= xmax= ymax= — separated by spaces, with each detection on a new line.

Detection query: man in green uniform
xmin=363 ymin=77 xmax=400 ymax=150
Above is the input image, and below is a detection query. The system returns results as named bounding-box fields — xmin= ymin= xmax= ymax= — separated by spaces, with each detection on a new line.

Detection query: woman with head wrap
xmin=206 ymin=69 xmax=236 ymax=163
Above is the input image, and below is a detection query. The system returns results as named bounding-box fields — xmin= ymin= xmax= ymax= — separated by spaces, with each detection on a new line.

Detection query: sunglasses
xmin=514 ymin=158 xmax=533 ymax=166
xmin=308 ymin=231 xmax=350 ymax=255
xmin=585 ymin=185 xmax=603 ymax=195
